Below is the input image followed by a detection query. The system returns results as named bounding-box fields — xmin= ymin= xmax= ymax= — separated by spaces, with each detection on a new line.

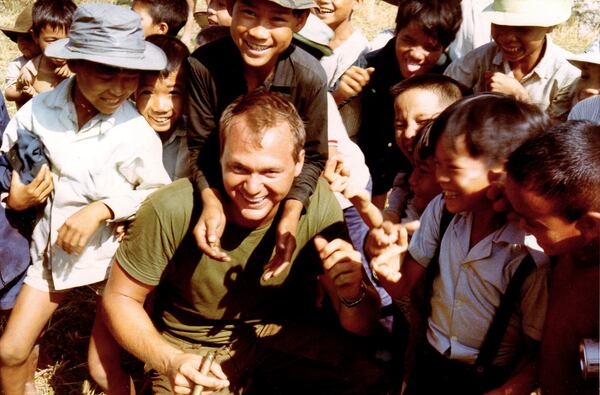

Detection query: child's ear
xmin=292 ymin=9 xmax=310 ymax=33
xmin=155 ymin=22 xmax=169 ymax=35
xmin=577 ymin=211 xmax=600 ymax=242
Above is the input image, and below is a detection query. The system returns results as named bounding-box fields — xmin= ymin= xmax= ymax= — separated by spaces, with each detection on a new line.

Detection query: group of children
xmin=0 ymin=0 xmax=598 ymax=393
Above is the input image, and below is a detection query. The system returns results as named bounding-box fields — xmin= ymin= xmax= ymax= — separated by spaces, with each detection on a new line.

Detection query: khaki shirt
xmin=445 ymin=37 xmax=580 ymax=119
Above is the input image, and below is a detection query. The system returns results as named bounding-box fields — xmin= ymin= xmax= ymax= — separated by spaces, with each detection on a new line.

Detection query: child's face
xmin=491 ymin=24 xmax=549 ymax=65
xmin=35 ymin=25 xmax=68 ymax=66
xmin=315 ymin=0 xmax=358 ymax=31
xmin=17 ymin=33 xmax=40 ymax=59
xmin=132 ymin=3 xmax=164 ymax=37
xmin=208 ymin=0 xmax=233 ymax=26
xmin=505 ymin=176 xmax=587 ymax=256
xmin=231 ymin=0 xmax=307 ymax=73
xmin=136 ymin=69 xmax=186 ymax=136
xmin=395 ymin=21 xmax=444 ymax=79
xmin=573 ymin=63 xmax=600 ymax=104
xmin=394 ymin=88 xmax=446 ymax=162
xmin=71 ymin=61 xmax=139 ymax=115
xmin=409 ymin=155 xmax=440 ymax=214
xmin=434 ymin=134 xmax=495 ymax=213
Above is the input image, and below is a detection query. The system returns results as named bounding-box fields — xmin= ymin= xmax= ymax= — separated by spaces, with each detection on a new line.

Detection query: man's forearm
xmin=337 ymin=282 xmax=380 ymax=336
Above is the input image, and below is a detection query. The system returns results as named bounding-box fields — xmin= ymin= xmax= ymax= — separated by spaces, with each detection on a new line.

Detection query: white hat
xmin=483 ymin=0 xmax=572 ymax=27
xmin=568 ymin=37 xmax=600 ymax=68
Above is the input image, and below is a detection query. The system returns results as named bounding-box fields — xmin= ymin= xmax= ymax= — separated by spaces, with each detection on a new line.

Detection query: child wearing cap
xmin=445 ymin=0 xmax=580 ymax=120
xmin=187 ymin=0 xmax=328 ymax=279
xmin=1 ymin=3 xmax=41 ymax=109
xmin=14 ymin=0 xmax=77 ymax=105
xmin=568 ymin=37 xmax=600 ymax=106
xmin=0 ymin=4 xmax=171 ymax=394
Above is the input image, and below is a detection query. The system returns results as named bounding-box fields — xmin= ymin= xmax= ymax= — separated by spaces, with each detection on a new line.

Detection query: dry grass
xmin=0 ymin=0 xmax=597 ymax=394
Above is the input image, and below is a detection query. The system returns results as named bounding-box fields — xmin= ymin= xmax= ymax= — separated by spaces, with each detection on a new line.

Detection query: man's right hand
xmin=7 ymin=164 xmax=53 ymax=211
xmin=167 ymin=353 xmax=229 ymax=394
xmin=193 ymin=188 xmax=230 ymax=261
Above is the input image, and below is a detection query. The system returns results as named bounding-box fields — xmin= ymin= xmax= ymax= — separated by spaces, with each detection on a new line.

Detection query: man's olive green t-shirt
xmin=115 ymin=178 xmax=346 ymax=345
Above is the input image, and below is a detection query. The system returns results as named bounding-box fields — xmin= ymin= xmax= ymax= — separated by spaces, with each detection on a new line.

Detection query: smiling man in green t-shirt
xmin=102 ymin=90 xmax=384 ymax=394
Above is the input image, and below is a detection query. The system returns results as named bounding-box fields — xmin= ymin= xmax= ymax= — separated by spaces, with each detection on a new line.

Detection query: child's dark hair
xmin=428 ymin=93 xmax=552 ymax=168
xmin=132 ymin=0 xmax=189 ymax=36
xmin=506 ymin=121 xmax=600 ymax=221
xmin=196 ymin=25 xmax=230 ymax=48
xmin=390 ymin=74 xmax=465 ymax=107
xmin=32 ymin=0 xmax=77 ymax=36
xmin=413 ymin=122 xmax=435 ymax=161
xmin=145 ymin=34 xmax=190 ymax=78
xmin=394 ymin=0 xmax=462 ymax=49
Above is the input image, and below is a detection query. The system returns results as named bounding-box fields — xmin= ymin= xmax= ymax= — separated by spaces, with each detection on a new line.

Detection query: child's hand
xmin=56 ymin=201 xmax=113 ymax=255
xmin=364 ymin=220 xmax=400 ymax=258
xmin=193 ymin=188 xmax=229 ymax=261
xmin=7 ymin=165 xmax=53 ymax=211
xmin=332 ymin=66 xmax=375 ymax=105
xmin=54 ymin=63 xmax=73 ymax=79
xmin=369 ymin=225 xmax=408 ymax=291
xmin=485 ymin=72 xmax=530 ymax=102
xmin=114 ymin=222 xmax=129 ymax=242
xmin=262 ymin=200 xmax=301 ymax=280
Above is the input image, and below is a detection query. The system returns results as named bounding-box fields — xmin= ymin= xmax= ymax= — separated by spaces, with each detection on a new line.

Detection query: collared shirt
xmin=568 ymin=95 xmax=600 ymax=123
xmin=445 ymin=37 xmax=580 ymax=119
xmin=5 ymin=55 xmax=27 ymax=88
xmin=448 ymin=0 xmax=493 ymax=61
xmin=162 ymin=121 xmax=190 ymax=181
xmin=1 ymin=77 xmax=171 ymax=290
xmin=187 ymin=36 xmax=328 ymax=207
xmin=409 ymin=195 xmax=550 ymax=366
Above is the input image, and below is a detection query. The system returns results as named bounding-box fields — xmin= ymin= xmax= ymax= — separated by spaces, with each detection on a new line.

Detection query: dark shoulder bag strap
xmin=474 ymin=254 xmax=536 ymax=372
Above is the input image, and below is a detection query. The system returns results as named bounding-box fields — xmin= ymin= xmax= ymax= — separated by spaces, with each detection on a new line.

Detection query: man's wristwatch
xmin=338 ymin=282 xmax=367 ymax=308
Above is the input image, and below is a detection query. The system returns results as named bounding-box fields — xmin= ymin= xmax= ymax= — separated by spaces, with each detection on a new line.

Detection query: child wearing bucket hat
xmin=0 ymin=4 xmax=171 ymax=394
xmin=568 ymin=36 xmax=600 ymax=106
xmin=1 ymin=3 xmax=41 ymax=108
xmin=445 ymin=0 xmax=580 ymax=120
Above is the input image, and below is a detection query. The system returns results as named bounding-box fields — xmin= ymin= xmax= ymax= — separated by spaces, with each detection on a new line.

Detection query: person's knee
xmin=0 ymin=336 xmax=33 ymax=367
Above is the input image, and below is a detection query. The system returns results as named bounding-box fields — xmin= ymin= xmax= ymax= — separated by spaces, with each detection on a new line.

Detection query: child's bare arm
xmin=322 ymin=155 xmax=383 ymax=229
xmin=56 ymin=201 xmax=114 ymax=255
xmin=332 ymin=66 xmax=375 ymax=105
xmin=192 ymin=188 xmax=230 ymax=261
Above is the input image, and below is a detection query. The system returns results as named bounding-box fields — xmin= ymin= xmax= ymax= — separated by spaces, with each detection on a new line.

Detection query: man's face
xmin=505 ymin=176 xmax=587 ymax=256
xmin=394 ymin=88 xmax=446 ymax=162
xmin=230 ymin=0 xmax=307 ymax=74
xmin=221 ymin=115 xmax=303 ymax=228
xmin=71 ymin=61 xmax=139 ymax=115
xmin=395 ymin=21 xmax=444 ymax=79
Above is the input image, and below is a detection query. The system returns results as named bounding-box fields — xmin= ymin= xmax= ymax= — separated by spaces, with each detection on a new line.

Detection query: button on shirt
xmin=409 ymin=195 xmax=550 ymax=366
xmin=445 ymin=37 xmax=580 ymax=119
xmin=1 ymin=77 xmax=171 ymax=290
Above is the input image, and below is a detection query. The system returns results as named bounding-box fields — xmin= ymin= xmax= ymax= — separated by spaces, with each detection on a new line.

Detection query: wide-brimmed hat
xmin=45 ymin=3 xmax=166 ymax=71
xmin=0 ymin=3 xmax=33 ymax=43
xmin=568 ymin=38 xmax=600 ymax=69
xmin=483 ymin=0 xmax=572 ymax=27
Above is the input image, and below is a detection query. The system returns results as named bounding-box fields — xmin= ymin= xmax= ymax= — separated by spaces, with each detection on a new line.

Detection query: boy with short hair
xmin=445 ymin=0 xmax=580 ymax=120
xmin=16 ymin=0 xmax=76 ymax=101
xmin=371 ymin=94 xmax=552 ymax=394
xmin=0 ymin=5 xmax=170 ymax=394
xmin=384 ymin=74 xmax=464 ymax=224
xmin=1 ymin=3 xmax=41 ymax=108
xmin=187 ymin=0 xmax=328 ymax=279
xmin=504 ymin=120 xmax=600 ymax=395
xmin=136 ymin=34 xmax=191 ymax=181
xmin=132 ymin=0 xmax=189 ymax=37
xmin=356 ymin=0 xmax=462 ymax=207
